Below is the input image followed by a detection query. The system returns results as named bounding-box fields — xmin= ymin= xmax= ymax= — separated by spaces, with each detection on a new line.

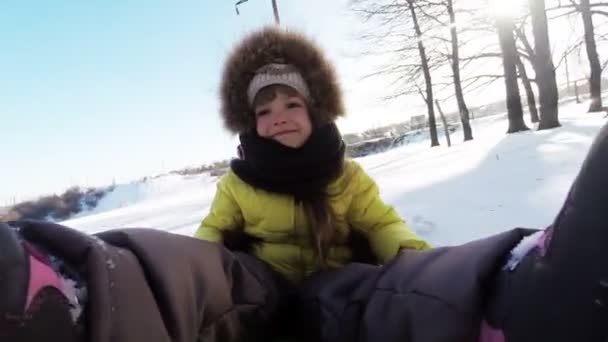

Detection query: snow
xmin=61 ymin=101 xmax=607 ymax=247
xmin=503 ymin=230 xmax=545 ymax=271
xmin=64 ymin=174 xmax=219 ymax=236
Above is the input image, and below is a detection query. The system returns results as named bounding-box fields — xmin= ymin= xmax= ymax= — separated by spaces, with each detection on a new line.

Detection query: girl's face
xmin=254 ymin=87 xmax=313 ymax=148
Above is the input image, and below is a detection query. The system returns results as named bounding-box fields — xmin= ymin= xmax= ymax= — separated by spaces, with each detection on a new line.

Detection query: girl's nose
xmin=272 ymin=111 xmax=288 ymax=126
xmin=273 ymin=119 xmax=287 ymax=126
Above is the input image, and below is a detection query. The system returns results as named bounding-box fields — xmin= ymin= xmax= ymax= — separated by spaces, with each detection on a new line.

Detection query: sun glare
xmin=487 ymin=0 xmax=527 ymax=20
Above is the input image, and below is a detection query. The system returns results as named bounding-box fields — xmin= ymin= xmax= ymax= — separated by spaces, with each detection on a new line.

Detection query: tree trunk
xmin=497 ymin=18 xmax=529 ymax=133
xmin=516 ymin=55 xmax=540 ymax=123
xmin=575 ymin=80 xmax=581 ymax=103
xmin=271 ymin=0 xmax=281 ymax=25
xmin=528 ymin=0 xmax=560 ymax=130
xmin=408 ymin=0 xmax=440 ymax=147
xmin=580 ymin=0 xmax=603 ymax=112
xmin=565 ymin=52 xmax=572 ymax=97
xmin=435 ymin=100 xmax=452 ymax=147
xmin=447 ymin=0 xmax=473 ymax=141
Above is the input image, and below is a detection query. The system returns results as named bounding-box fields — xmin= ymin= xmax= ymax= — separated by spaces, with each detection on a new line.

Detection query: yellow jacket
xmin=195 ymin=160 xmax=429 ymax=283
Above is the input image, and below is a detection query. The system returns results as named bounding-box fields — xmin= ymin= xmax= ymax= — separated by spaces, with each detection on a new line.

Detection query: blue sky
xmin=0 ymin=0 xmax=374 ymax=204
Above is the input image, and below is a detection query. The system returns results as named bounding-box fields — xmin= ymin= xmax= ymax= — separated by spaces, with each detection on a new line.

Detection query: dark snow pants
xmin=297 ymin=228 xmax=532 ymax=342
xmin=12 ymin=220 xmax=533 ymax=342
xmin=12 ymin=220 xmax=295 ymax=342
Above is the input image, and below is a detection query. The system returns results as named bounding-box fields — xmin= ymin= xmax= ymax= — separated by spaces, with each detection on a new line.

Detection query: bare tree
xmin=351 ymin=0 xmax=440 ymax=147
xmin=435 ymin=100 xmax=452 ymax=146
xmin=580 ymin=0 xmax=603 ymax=111
xmin=496 ymin=17 xmax=530 ymax=133
xmin=417 ymin=0 xmax=474 ymax=141
xmin=456 ymin=21 xmax=539 ymax=125
xmin=546 ymin=0 xmax=605 ymax=111
xmin=446 ymin=0 xmax=473 ymax=141
xmin=408 ymin=0 xmax=440 ymax=146
xmin=528 ymin=0 xmax=561 ymax=129
xmin=435 ymin=8 xmax=542 ymax=131
xmin=429 ymin=3 xmax=544 ymax=130
xmin=516 ymin=54 xmax=540 ymax=122
xmin=565 ymin=49 xmax=573 ymax=95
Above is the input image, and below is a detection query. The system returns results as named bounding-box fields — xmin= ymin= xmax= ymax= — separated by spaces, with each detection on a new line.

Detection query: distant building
xmin=410 ymin=114 xmax=427 ymax=130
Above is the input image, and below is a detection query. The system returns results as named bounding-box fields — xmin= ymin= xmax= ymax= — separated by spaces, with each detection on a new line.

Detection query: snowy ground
xmin=62 ymin=102 xmax=607 ymax=247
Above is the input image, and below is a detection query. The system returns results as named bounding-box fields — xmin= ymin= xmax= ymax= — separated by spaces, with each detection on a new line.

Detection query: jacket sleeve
xmin=194 ymin=174 xmax=244 ymax=244
xmin=346 ymin=162 xmax=430 ymax=262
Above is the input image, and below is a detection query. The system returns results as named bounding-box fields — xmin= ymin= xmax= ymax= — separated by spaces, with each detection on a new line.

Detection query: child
xmin=194 ymin=26 xmax=430 ymax=284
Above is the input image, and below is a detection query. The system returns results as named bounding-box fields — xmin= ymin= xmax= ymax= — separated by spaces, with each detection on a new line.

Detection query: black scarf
xmin=227 ymin=123 xmax=377 ymax=264
xmin=230 ymin=123 xmax=345 ymax=201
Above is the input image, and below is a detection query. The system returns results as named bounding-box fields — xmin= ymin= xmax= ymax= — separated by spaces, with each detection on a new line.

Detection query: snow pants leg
xmin=0 ymin=221 xmax=85 ymax=342
xmin=483 ymin=121 xmax=608 ymax=341
xmin=297 ymin=228 xmax=529 ymax=342
xmin=3 ymin=220 xmax=294 ymax=342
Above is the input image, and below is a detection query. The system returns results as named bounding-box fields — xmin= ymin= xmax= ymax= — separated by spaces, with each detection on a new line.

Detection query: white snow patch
xmin=503 ymin=230 xmax=545 ymax=271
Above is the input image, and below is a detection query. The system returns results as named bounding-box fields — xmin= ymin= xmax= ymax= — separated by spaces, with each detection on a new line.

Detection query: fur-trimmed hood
xmin=219 ymin=26 xmax=345 ymax=134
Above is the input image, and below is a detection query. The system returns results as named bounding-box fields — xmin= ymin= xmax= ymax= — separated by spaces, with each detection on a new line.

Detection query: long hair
xmin=304 ymin=195 xmax=337 ymax=267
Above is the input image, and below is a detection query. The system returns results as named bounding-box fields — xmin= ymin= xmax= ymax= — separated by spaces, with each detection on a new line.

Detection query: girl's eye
xmin=287 ymin=102 xmax=301 ymax=109
xmin=256 ymin=109 xmax=270 ymax=117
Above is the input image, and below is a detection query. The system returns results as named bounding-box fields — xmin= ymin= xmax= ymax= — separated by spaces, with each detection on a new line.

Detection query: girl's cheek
xmin=256 ymin=117 xmax=269 ymax=137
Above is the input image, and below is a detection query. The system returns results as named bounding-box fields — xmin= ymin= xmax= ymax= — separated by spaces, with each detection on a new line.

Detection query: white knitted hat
xmin=247 ymin=63 xmax=311 ymax=106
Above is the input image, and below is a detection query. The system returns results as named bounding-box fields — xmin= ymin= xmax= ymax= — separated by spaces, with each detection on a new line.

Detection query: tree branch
xmin=568 ymin=0 xmax=581 ymax=11
xmin=515 ymin=27 xmax=536 ymax=63
xmin=547 ymin=8 xmax=579 ymax=19
xmin=459 ymin=52 xmax=503 ymax=61
xmin=460 ymin=76 xmax=502 ymax=94
xmin=545 ymin=4 xmax=576 ymax=11
xmin=427 ymin=34 xmax=452 ymax=43
xmin=591 ymin=10 xmax=608 ymax=17
xmin=415 ymin=2 xmax=448 ymax=27
xmin=415 ymin=83 xmax=427 ymax=103
xmin=461 ymin=74 xmax=505 ymax=82
xmin=361 ymin=63 xmax=421 ymax=80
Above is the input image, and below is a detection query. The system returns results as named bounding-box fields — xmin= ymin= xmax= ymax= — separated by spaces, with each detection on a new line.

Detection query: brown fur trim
xmin=220 ymin=26 xmax=345 ymax=134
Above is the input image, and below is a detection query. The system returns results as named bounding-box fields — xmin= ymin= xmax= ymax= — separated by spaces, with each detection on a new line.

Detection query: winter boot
xmin=0 ymin=222 xmax=85 ymax=342
xmin=482 ymin=122 xmax=608 ymax=341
